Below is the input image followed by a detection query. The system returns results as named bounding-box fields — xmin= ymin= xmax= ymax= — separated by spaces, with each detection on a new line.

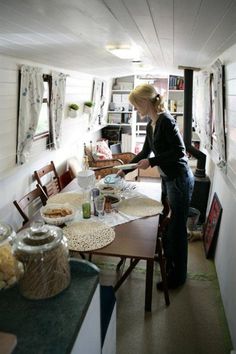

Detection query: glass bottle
xmin=82 ymin=202 xmax=91 ymax=219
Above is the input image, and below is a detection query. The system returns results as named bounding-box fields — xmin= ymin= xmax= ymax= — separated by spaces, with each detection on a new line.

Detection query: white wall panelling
xmin=0 ymin=53 xmax=106 ymax=230
xmin=194 ymin=42 xmax=236 ymax=347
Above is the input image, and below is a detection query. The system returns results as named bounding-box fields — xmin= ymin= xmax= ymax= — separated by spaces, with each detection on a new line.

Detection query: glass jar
xmin=13 ymin=221 xmax=71 ymax=300
xmin=0 ymin=222 xmax=18 ymax=290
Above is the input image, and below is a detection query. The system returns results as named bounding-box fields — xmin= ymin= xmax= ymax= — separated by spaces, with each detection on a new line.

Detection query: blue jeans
xmin=161 ymin=168 xmax=194 ymax=284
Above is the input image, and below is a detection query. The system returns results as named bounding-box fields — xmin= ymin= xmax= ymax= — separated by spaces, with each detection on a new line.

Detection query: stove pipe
xmin=183 ymin=69 xmax=206 ymax=178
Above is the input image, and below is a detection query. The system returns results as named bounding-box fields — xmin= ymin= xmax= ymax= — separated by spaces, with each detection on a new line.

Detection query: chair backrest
xmin=13 ymin=184 xmax=48 ymax=225
xmin=59 ymin=169 xmax=73 ymax=189
xmin=34 ymin=161 xmax=61 ymax=197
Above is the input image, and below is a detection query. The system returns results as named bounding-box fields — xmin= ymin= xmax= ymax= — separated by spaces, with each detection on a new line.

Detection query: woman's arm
xmin=130 ymin=125 xmax=152 ymax=163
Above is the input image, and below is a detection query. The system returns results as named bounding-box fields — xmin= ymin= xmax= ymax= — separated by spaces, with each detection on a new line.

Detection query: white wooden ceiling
xmin=0 ymin=0 xmax=236 ymax=77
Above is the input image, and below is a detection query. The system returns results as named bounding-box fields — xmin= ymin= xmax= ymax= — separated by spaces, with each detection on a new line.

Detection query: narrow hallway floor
xmin=94 ymin=240 xmax=232 ymax=354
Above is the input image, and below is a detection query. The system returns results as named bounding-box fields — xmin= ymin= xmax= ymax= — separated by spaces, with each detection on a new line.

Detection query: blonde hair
xmin=128 ymin=84 xmax=165 ymax=113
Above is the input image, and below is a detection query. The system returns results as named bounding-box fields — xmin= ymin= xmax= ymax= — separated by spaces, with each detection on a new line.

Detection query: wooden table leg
xmin=114 ymin=259 xmax=139 ymax=291
xmin=145 ymin=259 xmax=154 ymax=312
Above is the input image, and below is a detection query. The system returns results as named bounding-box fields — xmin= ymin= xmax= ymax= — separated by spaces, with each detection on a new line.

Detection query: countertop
xmin=0 ymin=259 xmax=99 ymax=354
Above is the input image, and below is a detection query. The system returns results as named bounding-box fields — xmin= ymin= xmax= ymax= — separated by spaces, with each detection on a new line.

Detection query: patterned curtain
xmin=90 ymin=79 xmax=106 ymax=128
xmin=17 ymin=65 xmax=44 ymax=164
xmin=50 ymin=71 xmax=67 ymax=149
xmin=212 ymin=59 xmax=227 ymax=164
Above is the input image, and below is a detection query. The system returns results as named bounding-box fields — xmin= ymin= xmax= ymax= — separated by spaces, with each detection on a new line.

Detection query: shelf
xmin=136 ymin=122 xmax=148 ymax=126
xmin=108 ymin=111 xmax=132 ymax=114
xmin=88 ymin=124 xmax=107 ymax=133
xmin=106 ymin=123 xmax=131 ymax=127
xmin=169 ymin=90 xmax=184 ymax=93
xmin=170 ymin=111 xmax=184 ymax=115
xmin=112 ymin=90 xmax=131 ymax=93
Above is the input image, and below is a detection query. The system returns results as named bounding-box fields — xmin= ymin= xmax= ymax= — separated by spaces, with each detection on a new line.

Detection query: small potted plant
xmin=68 ymin=103 xmax=79 ymax=118
xmin=83 ymin=101 xmax=94 ymax=114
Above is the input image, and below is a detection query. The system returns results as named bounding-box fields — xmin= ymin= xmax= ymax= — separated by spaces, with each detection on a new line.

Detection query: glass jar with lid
xmin=13 ymin=221 xmax=71 ymax=300
xmin=0 ymin=222 xmax=18 ymax=290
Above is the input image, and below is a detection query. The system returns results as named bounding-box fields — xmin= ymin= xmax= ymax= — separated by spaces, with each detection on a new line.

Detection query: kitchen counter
xmin=0 ymin=259 xmax=99 ymax=354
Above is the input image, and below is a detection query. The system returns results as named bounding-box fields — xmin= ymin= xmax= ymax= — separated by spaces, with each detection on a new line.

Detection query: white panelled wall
xmin=195 ymin=43 xmax=236 ymax=347
xmin=0 ymin=54 xmax=106 ymax=230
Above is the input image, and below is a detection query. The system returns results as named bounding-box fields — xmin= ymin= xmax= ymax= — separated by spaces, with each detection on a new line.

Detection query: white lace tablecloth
xmin=46 ymin=182 xmax=162 ymax=226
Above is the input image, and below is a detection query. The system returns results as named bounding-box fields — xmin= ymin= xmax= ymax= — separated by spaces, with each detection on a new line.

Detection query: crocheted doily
xmin=63 ymin=220 xmax=115 ymax=251
xmin=118 ymin=197 xmax=163 ymax=217
xmin=47 ymin=193 xmax=84 ymax=209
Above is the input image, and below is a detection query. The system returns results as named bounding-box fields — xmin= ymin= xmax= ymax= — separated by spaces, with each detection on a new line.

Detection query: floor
xmin=94 ymin=241 xmax=232 ymax=354
xmin=92 ymin=176 xmax=233 ymax=354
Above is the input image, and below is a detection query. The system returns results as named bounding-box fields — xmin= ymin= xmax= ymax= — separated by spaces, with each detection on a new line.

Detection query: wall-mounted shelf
xmin=169 ymin=111 xmax=184 ymax=115
xmin=111 ymin=90 xmax=131 ymax=93
xmin=107 ymin=111 xmax=132 ymax=114
xmin=106 ymin=123 xmax=131 ymax=127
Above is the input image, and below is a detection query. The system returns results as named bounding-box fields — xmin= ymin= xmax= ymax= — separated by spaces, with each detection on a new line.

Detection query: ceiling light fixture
xmin=106 ymin=45 xmax=140 ymax=60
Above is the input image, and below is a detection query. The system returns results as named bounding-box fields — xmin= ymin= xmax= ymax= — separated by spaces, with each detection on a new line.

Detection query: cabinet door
xmin=71 ymin=285 xmax=101 ymax=354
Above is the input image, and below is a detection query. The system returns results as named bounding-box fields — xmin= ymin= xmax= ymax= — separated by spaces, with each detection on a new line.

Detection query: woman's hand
xmin=116 ymin=169 xmax=125 ymax=178
xmin=136 ymin=159 xmax=150 ymax=170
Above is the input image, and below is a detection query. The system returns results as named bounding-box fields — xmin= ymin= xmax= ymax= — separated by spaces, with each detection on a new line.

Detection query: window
xmin=34 ymin=75 xmax=52 ymax=142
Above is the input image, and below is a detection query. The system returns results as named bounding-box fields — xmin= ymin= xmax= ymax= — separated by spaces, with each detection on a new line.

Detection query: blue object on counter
xmin=104 ymin=174 xmax=121 ymax=185
xmin=100 ymin=285 xmax=116 ymax=347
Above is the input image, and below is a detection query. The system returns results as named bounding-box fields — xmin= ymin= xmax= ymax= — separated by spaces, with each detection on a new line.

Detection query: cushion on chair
xmin=96 ymin=141 xmax=113 ymax=160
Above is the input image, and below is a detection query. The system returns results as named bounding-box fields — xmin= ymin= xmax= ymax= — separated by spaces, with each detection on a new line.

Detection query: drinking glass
xmin=94 ymin=195 xmax=105 ymax=219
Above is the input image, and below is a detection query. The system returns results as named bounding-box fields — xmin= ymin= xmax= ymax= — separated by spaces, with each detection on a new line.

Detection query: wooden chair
xmin=13 ymin=184 xmax=48 ymax=225
xmin=154 ymin=195 xmax=171 ymax=305
xmin=59 ymin=169 xmax=73 ymax=189
xmin=34 ymin=161 xmax=61 ymax=197
xmin=84 ymin=143 xmax=139 ymax=180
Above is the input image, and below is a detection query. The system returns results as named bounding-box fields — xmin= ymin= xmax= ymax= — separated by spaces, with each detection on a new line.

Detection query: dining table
xmin=23 ymin=178 xmax=165 ymax=312
xmin=61 ymin=178 xmax=162 ymax=312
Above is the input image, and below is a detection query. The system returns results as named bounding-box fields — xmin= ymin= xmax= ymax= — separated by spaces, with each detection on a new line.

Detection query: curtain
xmin=50 ymin=71 xmax=67 ymax=149
xmin=212 ymin=59 xmax=227 ymax=164
xmin=17 ymin=65 xmax=44 ymax=164
xmin=90 ymin=79 xmax=106 ymax=128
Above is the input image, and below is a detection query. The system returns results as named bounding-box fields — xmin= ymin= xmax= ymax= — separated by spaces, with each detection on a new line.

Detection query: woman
xmin=118 ymin=84 xmax=194 ymax=290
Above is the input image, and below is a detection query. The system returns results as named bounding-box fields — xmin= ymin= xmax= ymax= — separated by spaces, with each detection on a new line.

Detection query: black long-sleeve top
xmin=131 ymin=112 xmax=188 ymax=179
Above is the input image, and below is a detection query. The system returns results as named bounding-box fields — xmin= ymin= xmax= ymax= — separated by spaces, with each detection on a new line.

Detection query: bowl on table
xmin=105 ymin=194 xmax=121 ymax=211
xmin=40 ymin=203 xmax=76 ymax=225
xmin=98 ymin=184 xmax=118 ymax=195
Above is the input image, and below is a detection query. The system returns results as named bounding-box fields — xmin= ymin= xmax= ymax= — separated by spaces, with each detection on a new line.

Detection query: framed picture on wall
xmin=203 ymin=193 xmax=223 ymax=258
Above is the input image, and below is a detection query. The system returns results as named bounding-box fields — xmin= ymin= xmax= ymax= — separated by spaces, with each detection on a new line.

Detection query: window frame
xmin=33 ymin=74 xmax=52 ymax=146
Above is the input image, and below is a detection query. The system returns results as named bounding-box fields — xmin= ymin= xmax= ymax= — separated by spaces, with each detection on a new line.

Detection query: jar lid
xmin=14 ymin=221 xmax=63 ymax=254
xmin=0 ymin=222 xmax=15 ymax=245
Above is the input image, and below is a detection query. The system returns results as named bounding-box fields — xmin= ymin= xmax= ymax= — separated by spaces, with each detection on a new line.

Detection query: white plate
xmin=113 ymin=163 xmax=138 ymax=170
